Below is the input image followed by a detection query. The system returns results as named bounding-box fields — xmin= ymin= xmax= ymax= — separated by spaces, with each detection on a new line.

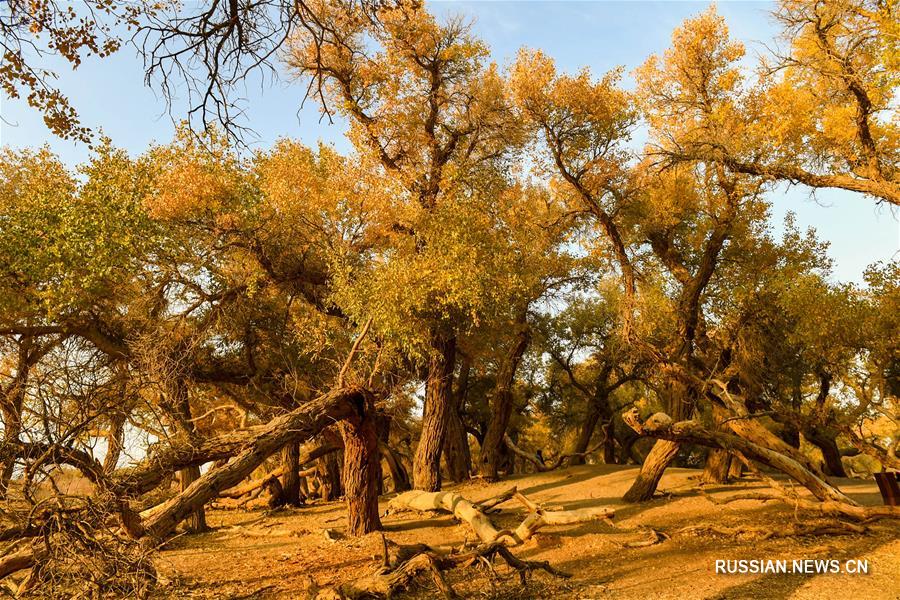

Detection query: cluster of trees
xmin=0 ymin=0 xmax=897 ymax=596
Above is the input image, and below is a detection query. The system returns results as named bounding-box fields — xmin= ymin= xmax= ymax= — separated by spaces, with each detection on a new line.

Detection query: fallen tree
xmin=621 ymin=409 xmax=865 ymax=509
xmin=387 ymin=488 xmax=614 ymax=546
xmin=139 ymin=386 xmax=365 ymax=540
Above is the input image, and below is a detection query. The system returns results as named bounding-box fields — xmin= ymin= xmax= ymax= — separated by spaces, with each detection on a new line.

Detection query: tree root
xmin=326 ymin=536 xmax=571 ymax=600
xmin=677 ymin=520 xmax=868 ymax=540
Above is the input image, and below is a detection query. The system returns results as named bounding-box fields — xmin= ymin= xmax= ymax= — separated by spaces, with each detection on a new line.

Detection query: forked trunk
xmin=413 ymin=332 xmax=457 ymax=491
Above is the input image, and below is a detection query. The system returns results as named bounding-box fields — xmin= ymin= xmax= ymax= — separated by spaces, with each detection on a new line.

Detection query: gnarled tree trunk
xmin=805 ymin=427 xmax=847 ymax=478
xmin=413 ymin=331 xmax=456 ymax=491
xmin=340 ymin=392 xmax=382 ymax=536
xmin=623 ymin=382 xmax=694 ymax=502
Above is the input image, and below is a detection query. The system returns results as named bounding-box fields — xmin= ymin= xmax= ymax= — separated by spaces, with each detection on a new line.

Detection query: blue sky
xmin=1 ymin=1 xmax=896 ymax=283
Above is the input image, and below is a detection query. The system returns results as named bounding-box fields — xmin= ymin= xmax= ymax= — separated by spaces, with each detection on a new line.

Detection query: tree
xmin=288 ymin=1 xmax=519 ymax=491
xmin=643 ymin=2 xmax=899 ymax=205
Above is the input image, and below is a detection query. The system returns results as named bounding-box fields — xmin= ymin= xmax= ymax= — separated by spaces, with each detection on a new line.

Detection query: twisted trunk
xmin=623 ymin=382 xmax=694 ymax=502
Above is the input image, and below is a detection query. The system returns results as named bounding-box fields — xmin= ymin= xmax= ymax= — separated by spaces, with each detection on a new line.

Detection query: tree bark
xmin=602 ymin=419 xmax=616 ymax=464
xmin=339 ymin=393 xmax=382 ymax=536
xmin=103 ymin=411 xmax=127 ymax=473
xmin=443 ymin=355 xmax=472 ymax=483
xmin=170 ymin=378 xmax=208 ymax=532
xmin=571 ymin=404 xmax=602 ymax=467
xmin=478 ymin=319 xmax=530 ymax=480
xmin=0 ymin=338 xmax=51 ymax=496
xmin=805 ymin=427 xmax=848 ymax=478
xmin=413 ymin=332 xmax=457 ymax=491
xmin=622 ymin=440 xmax=680 ymax=502
xmin=728 ymin=457 xmax=744 ymax=479
xmin=701 ymin=404 xmax=732 ymax=484
xmin=141 ymin=387 xmax=360 ymax=541
xmin=179 ymin=465 xmax=208 ymax=532
xmin=281 ymin=442 xmax=302 ymax=506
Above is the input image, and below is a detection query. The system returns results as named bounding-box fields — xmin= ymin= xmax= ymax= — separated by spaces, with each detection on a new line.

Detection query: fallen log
xmin=140 ymin=387 xmax=364 ymax=540
xmin=387 ymin=488 xmax=614 ymax=546
xmin=219 ymin=443 xmax=340 ymax=499
xmin=622 ymin=409 xmax=856 ymax=505
xmin=0 ymin=546 xmax=41 ymax=579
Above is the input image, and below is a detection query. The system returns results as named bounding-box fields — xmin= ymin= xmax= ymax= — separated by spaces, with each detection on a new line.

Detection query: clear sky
xmin=0 ymin=1 xmax=896 ymax=284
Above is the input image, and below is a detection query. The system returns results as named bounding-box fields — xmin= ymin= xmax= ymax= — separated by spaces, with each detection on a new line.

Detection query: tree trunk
xmin=701 ymin=405 xmax=732 ymax=484
xmin=702 ymin=449 xmax=732 ymax=484
xmin=319 ymin=450 xmax=343 ymax=501
xmin=444 ymin=356 xmax=472 ymax=483
xmin=413 ymin=332 xmax=457 ymax=491
xmin=571 ymin=405 xmax=602 ymax=466
xmin=728 ymin=457 xmax=744 ymax=479
xmin=805 ymin=428 xmax=848 ymax=478
xmin=339 ymin=395 xmax=382 ymax=536
xmin=376 ymin=414 xmax=410 ymax=493
xmin=170 ymin=378 xmax=208 ymax=532
xmin=179 ymin=465 xmax=208 ymax=532
xmin=623 ymin=382 xmax=694 ymax=502
xmin=142 ymin=387 xmax=361 ymax=540
xmin=443 ymin=355 xmax=472 ymax=483
xmin=103 ymin=411 xmax=126 ymax=473
xmin=478 ymin=319 xmax=530 ymax=480
xmin=623 ymin=409 xmax=856 ymax=505
xmin=0 ymin=387 xmax=24 ymax=498
xmin=281 ymin=442 xmax=302 ymax=506
xmin=0 ymin=339 xmax=43 ymax=497
xmin=622 ymin=440 xmax=680 ymax=502
xmin=602 ymin=419 xmax=616 ymax=464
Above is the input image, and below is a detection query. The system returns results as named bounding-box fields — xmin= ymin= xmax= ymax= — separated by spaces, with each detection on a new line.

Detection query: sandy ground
xmin=154 ymin=465 xmax=900 ymax=600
